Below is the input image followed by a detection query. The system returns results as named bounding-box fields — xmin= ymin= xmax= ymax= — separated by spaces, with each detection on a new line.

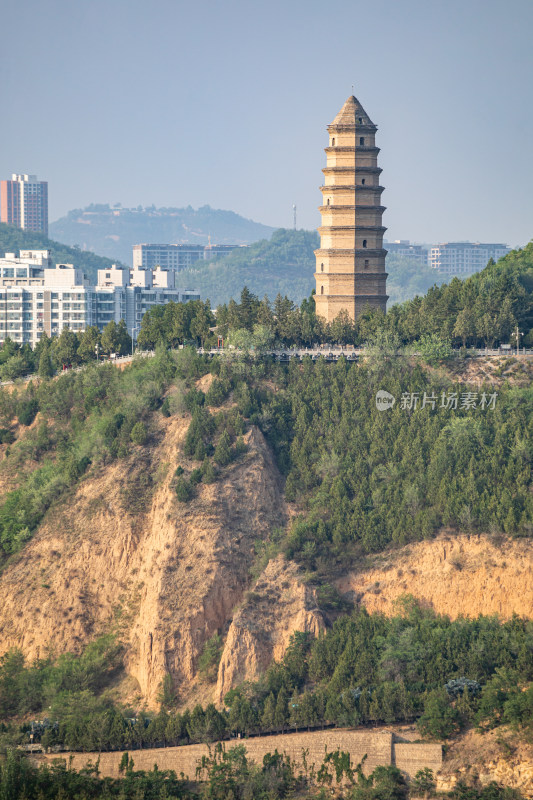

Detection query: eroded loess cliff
xmin=0 ymin=413 xmax=285 ymax=706
xmin=215 ymin=555 xmax=326 ymax=704
xmin=336 ymin=532 xmax=533 ymax=619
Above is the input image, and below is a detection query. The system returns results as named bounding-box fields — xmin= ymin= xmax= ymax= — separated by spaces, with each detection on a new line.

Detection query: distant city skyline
xmin=2 ymin=0 xmax=532 ymax=247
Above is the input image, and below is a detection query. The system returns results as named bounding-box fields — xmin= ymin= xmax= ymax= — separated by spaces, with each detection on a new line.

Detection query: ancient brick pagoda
xmin=314 ymin=95 xmax=388 ymax=323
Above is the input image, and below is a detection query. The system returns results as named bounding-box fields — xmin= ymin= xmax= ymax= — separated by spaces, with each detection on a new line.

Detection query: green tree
xmin=54 ymin=328 xmax=80 ymax=366
xmin=37 ymin=347 xmax=54 ymax=378
xmin=78 ymin=325 xmax=102 ymax=362
xmin=417 ymin=689 xmax=462 ymax=739
xmin=213 ymin=430 xmax=232 ymax=466
xmin=453 ymin=308 xmax=476 ymax=347
xmin=130 ymin=421 xmax=148 ymax=445
xmin=101 ymin=319 xmax=131 ymax=356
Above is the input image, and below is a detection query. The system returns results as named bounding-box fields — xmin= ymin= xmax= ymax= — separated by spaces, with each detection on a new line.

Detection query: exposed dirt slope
xmin=0 ymin=414 xmax=285 ymax=707
xmin=438 ymin=727 xmax=533 ymax=797
xmin=336 ymin=532 xmax=533 ymax=619
xmin=215 ymin=555 xmax=326 ymax=703
xmin=435 ymin=354 xmax=533 ymax=387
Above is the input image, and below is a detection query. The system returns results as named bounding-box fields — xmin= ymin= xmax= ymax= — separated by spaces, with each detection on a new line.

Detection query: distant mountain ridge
xmin=50 ymin=204 xmax=276 ymax=264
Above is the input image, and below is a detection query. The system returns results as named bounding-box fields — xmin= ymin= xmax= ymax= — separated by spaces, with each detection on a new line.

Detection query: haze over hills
xmin=50 ymin=204 xmax=276 ymax=264
xmin=1 ymin=221 xmax=451 ymax=308
xmin=185 ymin=230 xmax=451 ymax=308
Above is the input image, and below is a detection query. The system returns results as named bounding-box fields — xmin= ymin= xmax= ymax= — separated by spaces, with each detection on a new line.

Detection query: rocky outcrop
xmin=0 ymin=417 xmax=285 ymax=707
xmin=438 ymin=727 xmax=533 ymax=798
xmin=215 ymin=556 xmax=326 ymax=704
xmin=336 ymin=533 xmax=533 ymax=620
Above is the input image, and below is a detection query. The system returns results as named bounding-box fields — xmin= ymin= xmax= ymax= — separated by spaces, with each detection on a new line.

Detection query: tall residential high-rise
xmin=0 ymin=174 xmax=48 ymax=236
xmin=314 ymin=96 xmax=388 ymax=322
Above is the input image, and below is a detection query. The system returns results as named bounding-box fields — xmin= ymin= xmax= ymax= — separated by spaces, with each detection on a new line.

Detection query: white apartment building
xmin=429 ymin=242 xmax=510 ymax=275
xmin=133 ymin=242 xmax=244 ymax=270
xmin=0 ymin=251 xmax=200 ymax=346
xmin=384 ymin=240 xmax=429 ymax=264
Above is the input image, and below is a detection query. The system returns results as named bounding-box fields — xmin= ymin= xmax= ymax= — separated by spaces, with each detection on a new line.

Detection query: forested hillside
xmin=0 ymin=250 xmax=531 ymax=799
xmin=0 ymin=343 xmax=530 ymax=750
xmin=179 ymin=228 xmax=318 ymax=306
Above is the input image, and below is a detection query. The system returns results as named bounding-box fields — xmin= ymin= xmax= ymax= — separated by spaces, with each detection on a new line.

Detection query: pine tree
xmin=38 ymin=347 xmax=54 ymax=378
xmin=274 ymin=688 xmax=288 ymax=732
xmin=213 ymin=430 xmax=232 ymax=466
xmin=261 ymin=692 xmax=276 ymax=731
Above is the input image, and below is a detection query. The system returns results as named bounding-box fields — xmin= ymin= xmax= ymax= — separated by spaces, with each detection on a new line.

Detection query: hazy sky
xmin=2 ymin=0 xmax=532 ymax=245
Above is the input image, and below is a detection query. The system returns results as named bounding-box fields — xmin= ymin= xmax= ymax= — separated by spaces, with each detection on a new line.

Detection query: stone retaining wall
xmin=41 ymin=729 xmax=442 ymax=782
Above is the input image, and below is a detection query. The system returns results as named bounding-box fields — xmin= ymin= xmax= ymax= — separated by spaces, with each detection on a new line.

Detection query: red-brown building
xmin=0 ymin=174 xmax=48 ymax=236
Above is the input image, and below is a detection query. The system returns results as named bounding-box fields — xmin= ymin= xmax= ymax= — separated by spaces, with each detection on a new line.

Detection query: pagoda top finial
xmin=330 ymin=95 xmax=375 ymax=128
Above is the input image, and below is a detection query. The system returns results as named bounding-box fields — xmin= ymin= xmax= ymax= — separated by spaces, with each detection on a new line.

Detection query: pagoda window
xmin=321 ymin=286 xmax=324 ymax=294
xmin=359 ymin=137 xmax=365 ymax=146
xmin=362 ymin=179 xmax=366 ymax=185
xmin=327 ymin=198 xmax=330 ymax=205
xmin=364 ymin=259 xmax=369 ymax=269
xmin=358 ymin=117 xmax=363 ymax=124
xmin=321 ymin=263 xmax=324 ymax=272
xmin=331 ymin=137 xmax=335 ymax=146
xmin=363 ymin=239 xmax=367 ymax=248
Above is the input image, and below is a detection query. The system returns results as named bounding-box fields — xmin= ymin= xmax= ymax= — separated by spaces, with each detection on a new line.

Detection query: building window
xmin=363 ymin=240 xmax=367 ymax=248
xmin=359 ymin=137 xmax=365 ymax=146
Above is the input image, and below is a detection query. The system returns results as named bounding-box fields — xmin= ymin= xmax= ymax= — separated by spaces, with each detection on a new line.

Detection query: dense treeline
xmin=0 ymin=297 xmax=531 ymax=767
xmin=260 ymin=357 xmax=531 ymax=565
xmin=136 ymin=242 xmax=533 ymax=351
xmin=383 ymin=244 xmax=533 ymax=347
xmin=2 ymin=606 xmax=532 ymax=752
xmin=178 ymin=355 xmax=531 ymax=569
xmin=0 ymin=322 xmax=132 ymax=382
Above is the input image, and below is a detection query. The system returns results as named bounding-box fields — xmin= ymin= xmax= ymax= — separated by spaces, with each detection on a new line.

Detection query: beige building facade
xmin=314 ymin=96 xmax=388 ymax=322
